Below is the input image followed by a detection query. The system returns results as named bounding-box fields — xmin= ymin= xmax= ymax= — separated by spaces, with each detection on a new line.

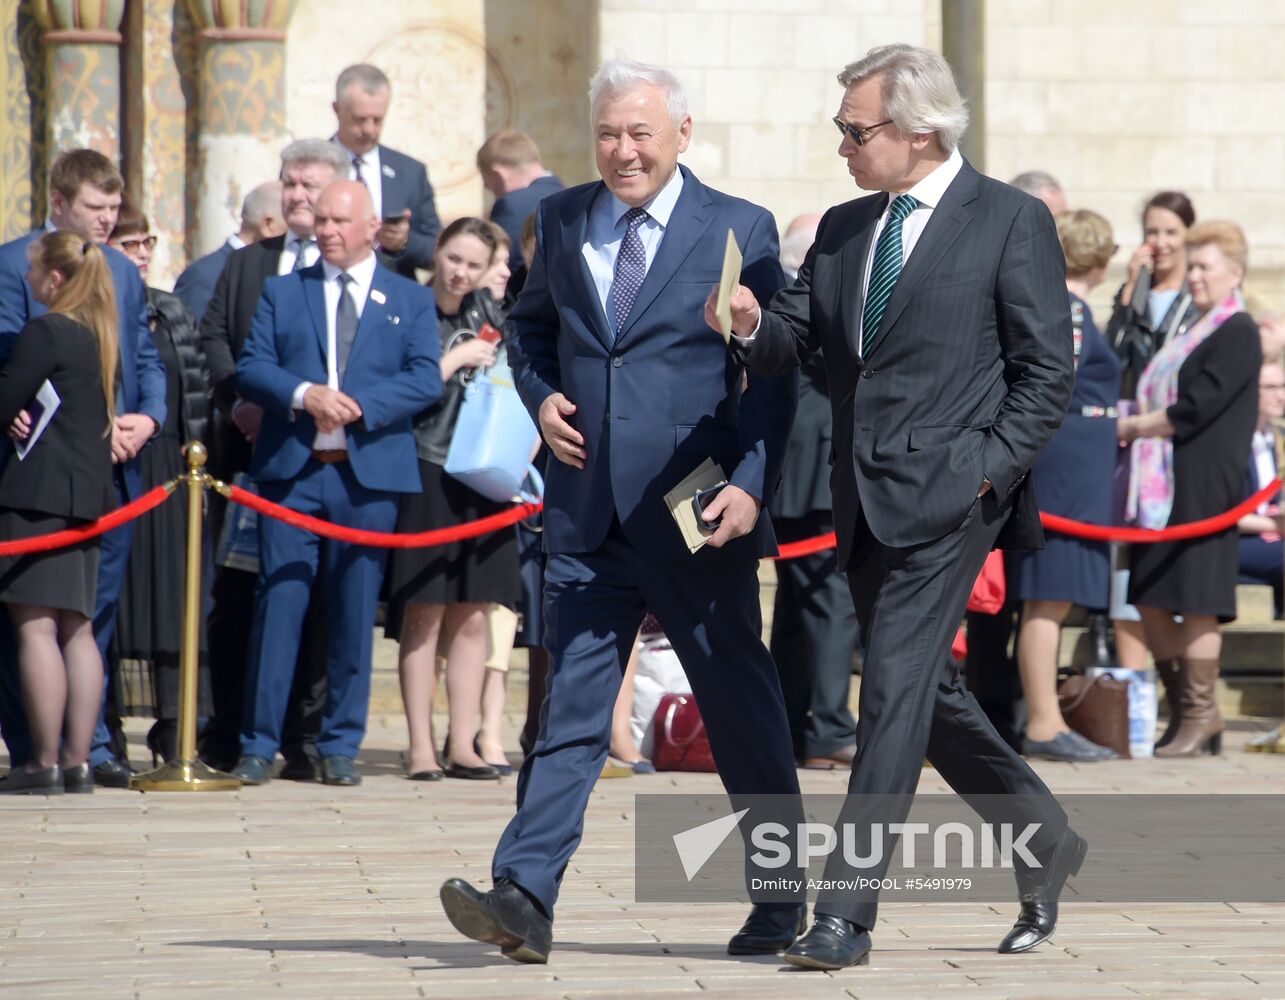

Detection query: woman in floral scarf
xmin=1118 ymin=221 xmax=1261 ymax=757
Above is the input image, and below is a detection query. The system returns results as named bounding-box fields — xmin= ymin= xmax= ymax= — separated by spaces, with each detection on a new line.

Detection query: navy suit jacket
xmin=0 ymin=229 xmax=168 ymax=498
xmin=506 ymin=165 xmax=796 ymax=562
xmin=236 ymin=260 xmax=442 ymax=494
xmin=172 ymin=238 xmax=234 ymax=323
xmin=376 ymin=145 xmax=440 ymax=277
xmin=491 ymin=174 xmax=564 ymax=269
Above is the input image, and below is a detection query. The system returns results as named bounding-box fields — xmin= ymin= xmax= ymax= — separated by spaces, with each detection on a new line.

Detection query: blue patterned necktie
xmin=612 ymin=206 xmax=649 ymax=334
xmin=291 ymin=237 xmax=314 ymax=272
xmin=860 ymin=193 xmax=918 ymax=356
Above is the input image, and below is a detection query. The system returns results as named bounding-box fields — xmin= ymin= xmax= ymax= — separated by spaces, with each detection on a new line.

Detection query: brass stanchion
xmin=131 ymin=442 xmax=240 ymax=790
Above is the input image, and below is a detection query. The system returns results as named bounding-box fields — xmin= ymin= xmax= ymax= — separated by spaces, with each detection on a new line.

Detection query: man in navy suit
xmin=172 ymin=180 xmax=284 ymax=322
xmin=229 ymin=179 xmax=440 ymax=787
xmin=331 ymin=63 xmax=440 ymax=277
xmin=477 ymin=130 xmax=564 ymax=271
xmin=0 ymin=149 xmax=167 ymax=789
xmin=440 ymin=59 xmax=803 ymax=965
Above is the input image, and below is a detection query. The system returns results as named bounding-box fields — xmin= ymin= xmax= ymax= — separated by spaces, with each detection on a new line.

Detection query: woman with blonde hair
xmin=1010 ymin=210 xmax=1122 ymax=762
xmin=1119 ymin=220 xmax=1261 ymax=756
xmin=0 ymin=232 xmax=118 ymax=794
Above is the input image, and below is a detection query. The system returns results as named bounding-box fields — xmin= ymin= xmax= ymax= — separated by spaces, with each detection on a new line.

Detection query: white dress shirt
xmin=291 ymin=251 xmax=378 ymax=451
xmin=338 ymin=141 xmax=384 ymax=220
xmin=581 ymin=167 xmax=684 ymax=331
xmin=278 ymin=232 xmax=321 ymax=275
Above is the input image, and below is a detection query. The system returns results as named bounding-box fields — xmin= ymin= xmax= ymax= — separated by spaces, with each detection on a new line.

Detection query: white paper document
xmin=15 ymin=379 xmax=60 ymax=461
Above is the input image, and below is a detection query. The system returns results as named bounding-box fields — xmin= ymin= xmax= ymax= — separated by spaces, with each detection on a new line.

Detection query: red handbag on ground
xmin=652 ymin=693 xmax=718 ymax=772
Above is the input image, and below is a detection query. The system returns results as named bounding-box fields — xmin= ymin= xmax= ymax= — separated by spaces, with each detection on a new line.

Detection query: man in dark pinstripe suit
xmin=712 ymin=44 xmax=1084 ymax=970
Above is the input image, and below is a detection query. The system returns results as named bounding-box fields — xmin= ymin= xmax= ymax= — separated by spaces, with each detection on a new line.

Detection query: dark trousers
xmin=240 ymin=461 xmax=396 ymax=761
xmin=492 ymin=520 xmax=802 ymax=918
xmin=815 ymin=496 xmax=1067 ymax=930
xmin=1239 ymin=534 xmax=1284 ymax=616
xmin=770 ymin=511 xmax=858 ymax=758
xmin=962 ymin=594 xmax=1024 ymax=752
xmin=202 ymin=497 xmax=329 ymax=768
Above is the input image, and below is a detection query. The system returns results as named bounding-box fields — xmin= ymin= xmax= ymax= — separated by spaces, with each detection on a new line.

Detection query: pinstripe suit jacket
xmin=744 ymin=159 xmax=1074 ymax=563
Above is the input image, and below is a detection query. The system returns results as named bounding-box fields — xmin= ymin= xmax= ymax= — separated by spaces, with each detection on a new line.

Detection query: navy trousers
xmin=240 ymin=459 xmax=397 ymax=762
xmin=492 ymin=520 xmax=802 ymax=918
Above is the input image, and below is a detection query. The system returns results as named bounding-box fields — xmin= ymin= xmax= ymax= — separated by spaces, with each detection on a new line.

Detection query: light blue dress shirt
xmin=581 ymin=167 xmax=685 ymax=335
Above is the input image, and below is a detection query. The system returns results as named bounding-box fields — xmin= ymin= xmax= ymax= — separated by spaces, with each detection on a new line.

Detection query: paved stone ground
xmin=2 ymin=714 xmax=1284 ymax=1000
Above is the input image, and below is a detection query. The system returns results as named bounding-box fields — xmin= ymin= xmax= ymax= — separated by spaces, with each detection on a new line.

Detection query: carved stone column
xmin=33 ymin=0 xmax=126 ymax=158
xmin=185 ymin=0 xmax=297 ymax=257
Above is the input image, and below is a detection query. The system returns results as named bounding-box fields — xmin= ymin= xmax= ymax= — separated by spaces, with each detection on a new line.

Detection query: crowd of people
xmin=0 ymin=51 xmax=1278 ymax=806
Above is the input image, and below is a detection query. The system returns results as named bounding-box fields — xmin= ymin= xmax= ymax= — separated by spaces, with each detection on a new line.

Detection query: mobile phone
xmin=382 ymin=213 xmax=406 ymax=225
xmin=692 ymin=483 xmax=727 ymax=533
xmin=477 ymin=323 xmax=503 ymax=345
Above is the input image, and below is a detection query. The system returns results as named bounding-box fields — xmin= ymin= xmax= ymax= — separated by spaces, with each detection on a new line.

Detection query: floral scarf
xmin=1126 ymin=289 xmax=1245 ymax=528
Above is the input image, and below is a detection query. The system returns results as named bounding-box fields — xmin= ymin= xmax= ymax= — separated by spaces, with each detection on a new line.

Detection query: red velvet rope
xmin=0 ymin=483 xmax=177 ymax=556
xmin=225 ymin=484 xmax=542 ymax=549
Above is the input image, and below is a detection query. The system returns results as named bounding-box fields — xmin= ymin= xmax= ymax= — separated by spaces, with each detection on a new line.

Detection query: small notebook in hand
xmin=15 ymin=380 xmax=60 ymax=461
xmin=664 ymin=458 xmax=728 ymax=553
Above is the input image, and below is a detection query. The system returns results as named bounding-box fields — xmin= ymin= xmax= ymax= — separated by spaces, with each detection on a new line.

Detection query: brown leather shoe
xmin=799 ymin=744 xmax=857 ymax=770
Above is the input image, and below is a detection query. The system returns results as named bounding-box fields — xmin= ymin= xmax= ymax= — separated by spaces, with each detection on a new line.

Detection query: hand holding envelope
xmin=704 ymin=229 xmax=763 ymax=341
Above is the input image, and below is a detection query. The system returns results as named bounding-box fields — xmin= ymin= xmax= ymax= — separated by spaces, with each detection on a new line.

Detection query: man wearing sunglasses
xmin=709 ymin=43 xmax=1080 ymax=970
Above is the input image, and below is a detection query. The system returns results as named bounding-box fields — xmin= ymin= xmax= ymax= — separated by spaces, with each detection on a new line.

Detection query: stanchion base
xmin=130 ymin=758 xmax=241 ymax=792
xmin=1244 ymin=725 xmax=1285 ymax=753
xmin=599 ymin=763 xmax=635 ymax=780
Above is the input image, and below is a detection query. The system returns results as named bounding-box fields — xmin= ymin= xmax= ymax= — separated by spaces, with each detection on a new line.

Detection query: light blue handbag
xmin=444 ymin=348 xmax=542 ymax=503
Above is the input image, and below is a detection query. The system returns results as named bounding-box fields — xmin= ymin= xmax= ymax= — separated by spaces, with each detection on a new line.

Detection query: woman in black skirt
xmin=107 ymin=203 xmax=210 ymax=764
xmin=0 ymin=233 xmax=117 ymax=794
xmin=1120 ymin=221 xmax=1261 ymax=757
xmin=385 ymin=218 xmax=520 ymax=781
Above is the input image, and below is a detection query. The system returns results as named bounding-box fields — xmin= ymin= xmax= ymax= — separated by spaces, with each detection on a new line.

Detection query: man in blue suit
xmin=477 ymin=130 xmax=564 ymax=271
xmin=230 ymin=179 xmax=440 ymax=787
xmin=440 ymin=59 xmax=803 ymax=965
xmin=0 ymin=149 xmax=167 ymax=789
xmin=331 ymin=64 xmax=440 ymax=278
xmin=172 ymin=180 xmax=284 ymax=322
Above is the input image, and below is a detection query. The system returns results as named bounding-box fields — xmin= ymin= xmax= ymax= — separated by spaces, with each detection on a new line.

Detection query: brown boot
xmin=1154 ymin=657 xmax=1224 ymax=758
xmin=1153 ymin=657 xmax=1182 ymax=749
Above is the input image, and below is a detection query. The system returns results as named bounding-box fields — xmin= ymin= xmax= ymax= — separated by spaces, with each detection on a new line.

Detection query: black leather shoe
xmin=230 ymin=755 xmax=273 ymax=785
xmin=727 ymin=903 xmax=806 ymax=955
xmin=445 ymin=762 xmax=500 ymax=780
xmin=92 ymin=757 xmax=134 ymax=789
xmin=0 ymin=764 xmax=64 ymax=796
xmin=783 ymin=914 xmax=871 ymax=970
xmin=279 ymin=756 xmax=319 ymax=782
xmin=998 ymin=827 xmax=1088 ymax=954
xmin=63 ymin=762 xmax=93 ymax=794
xmin=440 ymin=876 xmax=552 ymax=964
xmin=320 ymin=756 xmax=361 ymax=786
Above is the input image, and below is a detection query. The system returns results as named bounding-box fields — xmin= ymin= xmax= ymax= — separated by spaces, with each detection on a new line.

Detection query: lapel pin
xmin=370 ymin=288 xmax=387 ymax=305
xmin=389 ymin=315 xmax=400 ymax=324
xmin=382 ymin=164 xmax=395 ymax=178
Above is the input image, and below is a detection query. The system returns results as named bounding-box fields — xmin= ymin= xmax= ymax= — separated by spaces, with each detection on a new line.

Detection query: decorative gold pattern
xmin=199 ymin=40 xmax=286 ymax=136
xmin=47 ymin=42 xmax=120 ymax=159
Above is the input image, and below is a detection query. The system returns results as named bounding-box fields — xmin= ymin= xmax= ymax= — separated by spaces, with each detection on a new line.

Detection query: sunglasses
xmin=832 ymin=117 xmax=894 ymax=147
xmin=116 ymin=235 xmax=158 ymax=253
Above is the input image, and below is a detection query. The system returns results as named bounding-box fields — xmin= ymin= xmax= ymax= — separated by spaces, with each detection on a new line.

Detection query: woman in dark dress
xmin=1010 ymin=210 xmax=1121 ymax=763
xmin=107 ymin=204 xmax=211 ymax=764
xmin=0 ymin=234 xmax=117 ymax=794
xmin=1120 ymin=221 xmax=1261 ymax=757
xmin=385 ymin=218 xmax=520 ymax=781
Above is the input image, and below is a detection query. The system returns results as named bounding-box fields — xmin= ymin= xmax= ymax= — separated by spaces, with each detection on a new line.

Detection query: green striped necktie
xmin=860 ymin=193 xmax=918 ymax=356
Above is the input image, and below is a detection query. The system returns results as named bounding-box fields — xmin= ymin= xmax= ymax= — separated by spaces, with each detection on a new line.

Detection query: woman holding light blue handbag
xmin=385 ymin=218 xmax=521 ymax=782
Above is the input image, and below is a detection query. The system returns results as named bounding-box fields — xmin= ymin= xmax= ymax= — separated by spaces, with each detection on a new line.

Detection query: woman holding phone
xmin=385 ymin=218 xmax=520 ymax=782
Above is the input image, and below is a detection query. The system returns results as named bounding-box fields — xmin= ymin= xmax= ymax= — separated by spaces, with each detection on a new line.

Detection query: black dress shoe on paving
xmin=0 ymin=764 xmax=64 ymax=795
xmin=440 ymin=876 xmax=552 ymax=964
xmin=408 ymin=769 xmax=445 ymax=781
xmin=63 ymin=762 xmax=93 ymax=794
xmin=230 ymin=755 xmax=273 ymax=785
xmin=320 ymin=756 xmax=361 ymax=786
xmin=278 ymin=755 xmax=319 ymax=782
xmin=92 ymin=757 xmax=134 ymax=789
xmin=445 ymin=762 xmax=500 ymax=780
xmin=998 ymin=827 xmax=1088 ymax=954
xmin=783 ymin=914 xmax=871 ymax=970
xmin=1021 ymin=731 xmax=1115 ymax=763
xmin=799 ymin=743 xmax=858 ymax=770
xmin=727 ymin=903 xmax=806 ymax=955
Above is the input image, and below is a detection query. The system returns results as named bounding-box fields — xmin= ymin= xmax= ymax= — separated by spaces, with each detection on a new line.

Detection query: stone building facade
xmin=2 ymin=0 xmax=1282 ymax=308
